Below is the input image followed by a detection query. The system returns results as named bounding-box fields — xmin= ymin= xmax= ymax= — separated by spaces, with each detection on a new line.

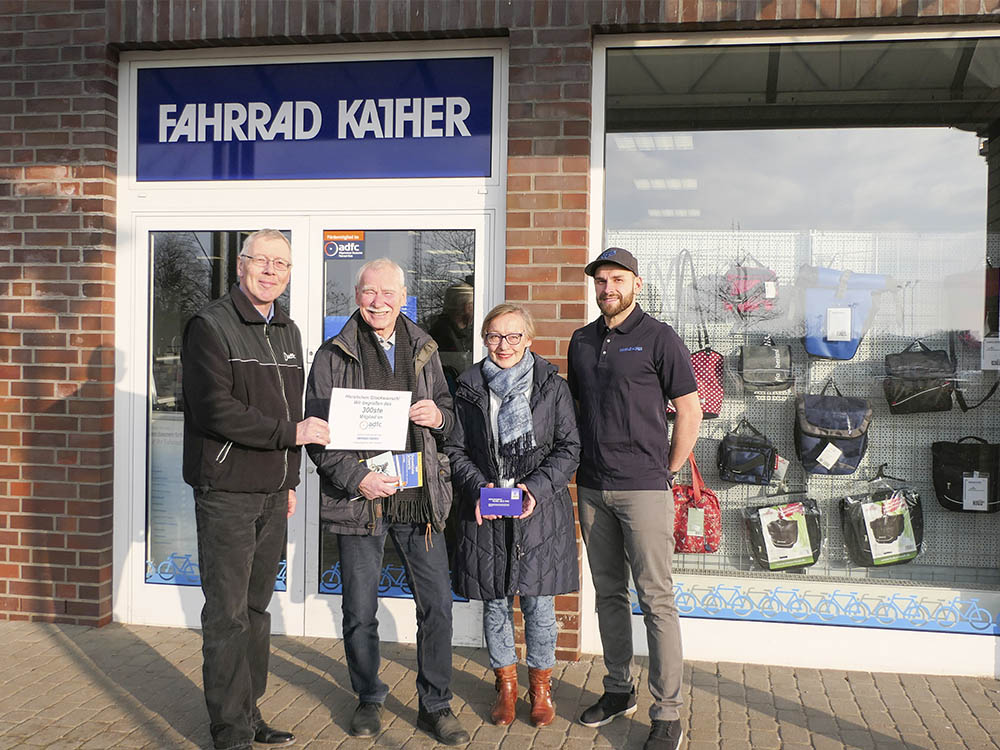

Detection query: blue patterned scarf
xmin=482 ymin=351 xmax=536 ymax=481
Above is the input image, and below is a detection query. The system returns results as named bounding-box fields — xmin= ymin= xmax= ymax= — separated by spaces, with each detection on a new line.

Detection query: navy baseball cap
xmin=585 ymin=247 xmax=639 ymax=277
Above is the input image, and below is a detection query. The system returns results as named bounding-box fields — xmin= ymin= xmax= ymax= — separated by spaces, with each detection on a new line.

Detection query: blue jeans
xmin=483 ymin=595 xmax=557 ymax=670
xmin=337 ymin=524 xmax=454 ymax=712
xmin=194 ymin=488 xmax=287 ymax=750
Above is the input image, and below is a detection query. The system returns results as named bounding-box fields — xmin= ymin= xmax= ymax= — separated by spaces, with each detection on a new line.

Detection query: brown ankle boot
xmin=490 ymin=664 xmax=518 ymax=725
xmin=528 ymin=667 xmax=555 ymax=727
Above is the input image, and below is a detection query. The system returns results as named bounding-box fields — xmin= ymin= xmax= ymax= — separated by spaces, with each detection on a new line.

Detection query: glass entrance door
xmin=303 ymin=216 xmax=492 ymax=646
xmin=123 ymin=216 xmax=310 ymax=632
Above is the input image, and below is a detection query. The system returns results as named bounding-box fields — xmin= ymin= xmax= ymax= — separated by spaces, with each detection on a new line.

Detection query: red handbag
xmin=673 ymin=453 xmax=722 ymax=553
xmin=667 ymin=250 xmax=723 ymax=419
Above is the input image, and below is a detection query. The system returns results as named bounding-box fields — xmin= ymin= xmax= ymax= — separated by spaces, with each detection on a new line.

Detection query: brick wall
xmin=2 ymin=0 xmax=993 ymax=647
xmin=0 ymin=0 xmax=117 ymax=626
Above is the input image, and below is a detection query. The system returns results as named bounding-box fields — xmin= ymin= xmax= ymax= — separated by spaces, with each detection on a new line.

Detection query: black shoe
xmin=644 ymin=719 xmax=684 ymax=750
xmin=416 ymin=706 xmax=470 ymax=746
xmin=579 ymin=688 xmax=638 ymax=727
xmin=349 ymin=702 xmax=383 ymax=737
xmin=253 ymin=723 xmax=295 ymax=745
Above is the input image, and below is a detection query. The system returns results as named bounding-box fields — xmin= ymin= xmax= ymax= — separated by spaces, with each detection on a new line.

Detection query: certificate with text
xmin=326 ymin=388 xmax=411 ymax=451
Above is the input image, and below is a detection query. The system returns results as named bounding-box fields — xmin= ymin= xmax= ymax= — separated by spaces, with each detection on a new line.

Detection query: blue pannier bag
xmin=795 ymin=380 xmax=872 ymax=475
xmin=798 ymin=265 xmax=895 ymax=360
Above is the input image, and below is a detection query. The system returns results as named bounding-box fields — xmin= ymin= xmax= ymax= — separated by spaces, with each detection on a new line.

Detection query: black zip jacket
xmin=182 ymin=284 xmax=304 ymax=493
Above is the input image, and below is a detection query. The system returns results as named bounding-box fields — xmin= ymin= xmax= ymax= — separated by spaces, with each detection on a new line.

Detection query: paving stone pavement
xmin=2 ymin=620 xmax=1000 ymax=749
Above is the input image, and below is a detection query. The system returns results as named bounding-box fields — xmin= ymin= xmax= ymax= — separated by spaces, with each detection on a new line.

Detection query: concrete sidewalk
xmin=1 ymin=621 xmax=999 ymax=749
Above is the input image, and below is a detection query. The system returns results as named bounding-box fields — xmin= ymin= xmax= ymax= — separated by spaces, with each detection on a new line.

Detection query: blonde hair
xmin=481 ymin=303 xmax=536 ymax=341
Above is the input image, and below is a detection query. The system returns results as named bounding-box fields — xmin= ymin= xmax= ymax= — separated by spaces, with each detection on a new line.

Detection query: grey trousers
xmin=578 ymin=487 xmax=683 ymax=722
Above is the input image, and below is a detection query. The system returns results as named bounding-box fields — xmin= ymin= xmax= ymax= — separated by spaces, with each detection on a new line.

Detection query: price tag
xmin=772 ymin=454 xmax=789 ymax=483
xmin=764 ymin=281 xmax=777 ymax=299
xmin=982 ymin=338 xmax=1000 ymax=371
xmin=816 ymin=442 xmax=843 ymax=470
xmin=826 ymin=307 xmax=852 ymax=342
xmin=963 ymin=472 xmax=989 ymax=512
xmin=687 ymin=507 xmax=705 ymax=537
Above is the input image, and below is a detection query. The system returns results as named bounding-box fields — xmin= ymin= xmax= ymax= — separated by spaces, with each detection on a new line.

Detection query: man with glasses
xmin=304 ymin=257 xmax=469 ymax=746
xmin=182 ymin=229 xmax=331 ymax=750
xmin=568 ymin=248 xmax=702 ymax=750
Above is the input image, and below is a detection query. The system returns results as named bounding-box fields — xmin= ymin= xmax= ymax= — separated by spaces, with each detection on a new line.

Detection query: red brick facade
xmin=1 ymin=0 xmax=996 ymax=653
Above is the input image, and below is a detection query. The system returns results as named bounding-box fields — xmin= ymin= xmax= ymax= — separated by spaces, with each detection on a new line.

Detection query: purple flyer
xmin=479 ymin=486 xmax=523 ymax=516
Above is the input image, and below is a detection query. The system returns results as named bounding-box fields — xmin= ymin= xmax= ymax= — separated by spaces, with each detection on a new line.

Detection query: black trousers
xmin=194 ymin=488 xmax=287 ymax=750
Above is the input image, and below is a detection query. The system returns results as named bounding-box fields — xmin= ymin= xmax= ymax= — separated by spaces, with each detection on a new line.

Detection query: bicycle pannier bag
xmin=717 ymin=419 xmax=777 ymax=485
xmin=739 ymin=335 xmax=793 ymax=392
xmin=883 ymin=339 xmax=955 ymax=414
xmin=673 ymin=453 xmax=722 ymax=553
xmin=719 ymin=257 xmax=779 ymax=319
xmin=841 ymin=488 xmax=923 ymax=567
xmin=798 ymin=265 xmax=894 ymax=360
xmin=930 ymin=436 xmax=1000 ymax=513
xmin=794 ymin=381 xmax=872 ymax=475
xmin=743 ymin=497 xmax=822 ymax=571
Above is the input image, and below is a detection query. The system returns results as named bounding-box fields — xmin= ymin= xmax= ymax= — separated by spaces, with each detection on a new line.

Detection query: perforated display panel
xmin=608 ymin=228 xmax=1000 ymax=590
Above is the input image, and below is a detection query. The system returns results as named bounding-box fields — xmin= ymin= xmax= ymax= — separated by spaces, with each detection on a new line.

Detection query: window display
xmin=605 ymin=36 xmax=1000 ymax=633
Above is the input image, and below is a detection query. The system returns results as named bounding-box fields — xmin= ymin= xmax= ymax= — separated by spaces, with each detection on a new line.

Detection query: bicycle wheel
xmin=905 ymin=605 xmax=929 ymax=627
xmin=157 ymin=560 xmax=176 ymax=582
xmin=732 ymin=595 xmax=755 ymax=618
xmin=873 ymin=603 xmax=897 ymax=626
xmin=815 ymin=600 xmax=840 ymax=621
xmin=785 ymin=598 xmax=810 ymax=620
xmin=933 ymin=606 xmax=960 ymax=629
xmin=966 ymin=606 xmax=993 ymax=631
xmin=675 ymin=592 xmax=697 ymax=615
xmin=845 ymin=601 xmax=870 ymax=624
xmin=701 ymin=594 xmax=723 ymax=616
xmin=757 ymin=596 xmax=779 ymax=619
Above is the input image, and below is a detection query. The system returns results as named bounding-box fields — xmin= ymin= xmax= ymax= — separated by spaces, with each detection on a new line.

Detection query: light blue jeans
xmin=483 ymin=595 xmax=557 ymax=669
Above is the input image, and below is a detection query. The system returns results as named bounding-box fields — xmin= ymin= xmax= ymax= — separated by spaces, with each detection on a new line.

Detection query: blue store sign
xmin=136 ymin=56 xmax=494 ymax=181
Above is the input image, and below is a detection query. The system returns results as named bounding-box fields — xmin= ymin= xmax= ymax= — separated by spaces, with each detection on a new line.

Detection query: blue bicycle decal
xmin=156 ymin=553 xmax=201 ymax=585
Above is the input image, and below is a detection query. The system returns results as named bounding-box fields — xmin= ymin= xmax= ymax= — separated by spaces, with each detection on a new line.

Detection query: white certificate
xmin=326 ymin=388 xmax=411 ymax=451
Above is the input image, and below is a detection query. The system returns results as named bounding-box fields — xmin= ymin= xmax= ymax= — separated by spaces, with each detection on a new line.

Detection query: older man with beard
xmin=567 ymin=248 xmax=702 ymax=750
xmin=304 ymin=258 xmax=469 ymax=746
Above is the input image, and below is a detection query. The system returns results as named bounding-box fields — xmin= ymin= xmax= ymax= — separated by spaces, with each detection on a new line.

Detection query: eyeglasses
xmin=240 ymin=254 xmax=292 ymax=272
xmin=484 ymin=332 xmax=524 ymax=347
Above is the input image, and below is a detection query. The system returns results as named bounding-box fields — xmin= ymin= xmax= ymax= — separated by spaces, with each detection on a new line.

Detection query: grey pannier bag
xmin=739 ymin=335 xmax=793 ymax=392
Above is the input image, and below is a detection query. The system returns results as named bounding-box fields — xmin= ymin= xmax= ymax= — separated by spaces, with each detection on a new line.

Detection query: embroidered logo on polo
xmin=619 ymin=346 xmax=644 ymax=353
xmin=283 ymin=352 xmax=296 ymax=361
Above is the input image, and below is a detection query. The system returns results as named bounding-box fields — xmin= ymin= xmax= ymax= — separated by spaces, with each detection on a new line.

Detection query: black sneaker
xmin=349 ymin=702 xmax=382 ymax=736
xmin=644 ymin=719 xmax=684 ymax=750
xmin=578 ymin=688 xmax=638 ymax=727
xmin=416 ymin=706 xmax=470 ymax=746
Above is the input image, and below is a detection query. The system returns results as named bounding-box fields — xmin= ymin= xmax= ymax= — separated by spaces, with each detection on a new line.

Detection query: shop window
xmin=604 ymin=38 xmax=1000 ymax=630
xmin=146 ymin=230 xmax=290 ymax=589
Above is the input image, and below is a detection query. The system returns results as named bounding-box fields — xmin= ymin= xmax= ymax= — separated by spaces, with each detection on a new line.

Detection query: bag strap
xmin=675 ymin=250 xmax=710 ymax=350
xmin=957 ymin=435 xmax=989 ymax=445
xmin=687 ymin=452 xmax=704 ymax=504
xmin=732 ymin=417 xmax=764 ymax=438
xmin=947 ymin=330 xmax=997 ymax=411
xmin=819 ymin=377 xmax=843 ymax=397
xmin=903 ymin=339 xmax=931 ymax=353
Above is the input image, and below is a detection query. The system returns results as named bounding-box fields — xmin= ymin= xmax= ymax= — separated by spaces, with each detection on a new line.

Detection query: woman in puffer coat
xmin=444 ymin=303 xmax=580 ymax=728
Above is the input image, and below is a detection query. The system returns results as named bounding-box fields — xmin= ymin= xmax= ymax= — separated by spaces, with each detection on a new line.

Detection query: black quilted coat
xmin=444 ymin=354 xmax=581 ymax=600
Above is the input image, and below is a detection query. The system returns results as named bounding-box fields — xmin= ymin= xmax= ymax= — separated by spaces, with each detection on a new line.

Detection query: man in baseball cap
xmin=568 ymin=247 xmax=702 ymax=750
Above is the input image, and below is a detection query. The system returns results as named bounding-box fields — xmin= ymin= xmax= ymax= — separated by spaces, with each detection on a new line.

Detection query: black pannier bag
xmin=739 ymin=335 xmax=793 ymax=392
xmin=795 ymin=380 xmax=872 ymax=475
xmin=931 ymin=436 xmax=1000 ymax=513
xmin=717 ymin=418 xmax=777 ymax=485
xmin=841 ymin=482 xmax=924 ymax=567
xmin=883 ymin=339 xmax=955 ymax=414
xmin=743 ymin=496 xmax=822 ymax=572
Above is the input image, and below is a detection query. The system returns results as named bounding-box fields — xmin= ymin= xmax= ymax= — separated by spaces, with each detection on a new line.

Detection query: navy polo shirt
xmin=567 ymin=303 xmax=697 ymax=491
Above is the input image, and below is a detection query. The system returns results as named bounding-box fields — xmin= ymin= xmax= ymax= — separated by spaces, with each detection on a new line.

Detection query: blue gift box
xmin=479 ymin=486 xmax=523 ymax=516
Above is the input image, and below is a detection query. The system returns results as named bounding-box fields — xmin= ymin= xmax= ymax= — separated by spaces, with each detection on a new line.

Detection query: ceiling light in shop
xmin=633 ymin=178 xmax=698 ymax=191
xmin=615 ymin=134 xmax=694 ymax=151
xmin=648 ymin=208 xmax=701 ymax=218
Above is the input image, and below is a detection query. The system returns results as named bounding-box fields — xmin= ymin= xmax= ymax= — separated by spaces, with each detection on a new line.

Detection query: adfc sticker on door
xmin=324 ymin=231 xmax=365 ymax=259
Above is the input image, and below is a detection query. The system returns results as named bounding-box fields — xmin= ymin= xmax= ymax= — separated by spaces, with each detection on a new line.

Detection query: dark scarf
xmin=357 ymin=315 xmax=431 ymax=525
xmin=482 ymin=351 xmax=536 ymax=482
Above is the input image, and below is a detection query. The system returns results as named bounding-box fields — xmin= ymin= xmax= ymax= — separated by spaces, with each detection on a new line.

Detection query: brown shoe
xmin=490 ymin=664 xmax=518 ymax=726
xmin=528 ymin=667 xmax=555 ymax=727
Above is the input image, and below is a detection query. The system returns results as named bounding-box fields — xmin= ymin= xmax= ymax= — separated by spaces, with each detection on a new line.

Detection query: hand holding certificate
xmin=326 ymin=388 xmax=411 ymax=451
